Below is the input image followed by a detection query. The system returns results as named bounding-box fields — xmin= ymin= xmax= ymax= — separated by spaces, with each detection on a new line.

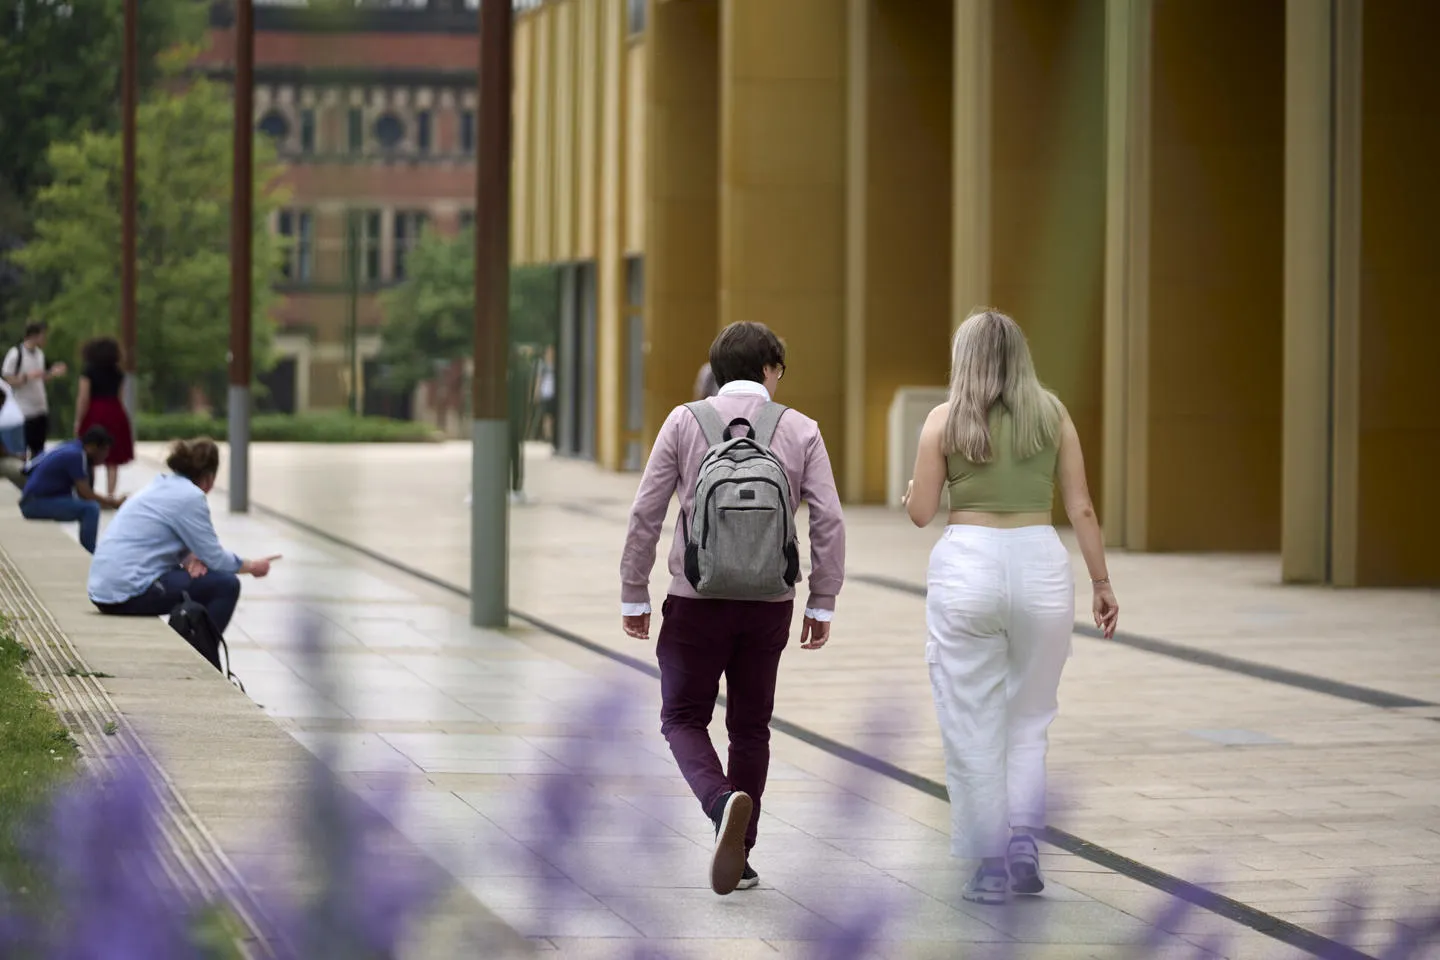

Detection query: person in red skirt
xmin=73 ymin=336 xmax=134 ymax=498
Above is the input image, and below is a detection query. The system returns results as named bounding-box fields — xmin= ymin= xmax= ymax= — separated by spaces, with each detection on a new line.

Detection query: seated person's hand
xmin=181 ymin=553 xmax=208 ymax=578
xmin=246 ymin=554 xmax=282 ymax=579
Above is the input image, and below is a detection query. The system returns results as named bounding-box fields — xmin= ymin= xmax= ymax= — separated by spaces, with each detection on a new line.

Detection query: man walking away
xmin=18 ymin=426 xmax=124 ymax=553
xmin=620 ymin=321 xmax=846 ymax=895
xmin=2 ymin=321 xmax=67 ymax=461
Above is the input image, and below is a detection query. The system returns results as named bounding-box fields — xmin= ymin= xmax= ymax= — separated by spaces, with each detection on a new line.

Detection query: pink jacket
xmin=620 ymin=386 xmax=846 ymax=613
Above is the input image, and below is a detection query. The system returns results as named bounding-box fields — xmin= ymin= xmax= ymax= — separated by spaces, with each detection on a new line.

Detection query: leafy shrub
xmin=135 ymin=413 xmax=442 ymax=444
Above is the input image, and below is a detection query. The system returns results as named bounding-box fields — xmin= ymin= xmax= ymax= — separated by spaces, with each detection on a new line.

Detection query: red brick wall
xmin=198 ymin=28 xmax=477 ymax=71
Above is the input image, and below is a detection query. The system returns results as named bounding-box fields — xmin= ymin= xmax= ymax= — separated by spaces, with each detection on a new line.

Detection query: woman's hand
xmin=1092 ymin=582 xmax=1119 ymax=639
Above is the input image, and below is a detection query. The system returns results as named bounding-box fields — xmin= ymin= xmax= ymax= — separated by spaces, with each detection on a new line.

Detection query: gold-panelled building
xmin=508 ymin=0 xmax=1440 ymax=588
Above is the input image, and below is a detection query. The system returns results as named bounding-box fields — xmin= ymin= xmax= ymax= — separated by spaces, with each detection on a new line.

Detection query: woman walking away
xmin=903 ymin=309 xmax=1118 ymax=906
xmin=74 ymin=336 xmax=133 ymax=497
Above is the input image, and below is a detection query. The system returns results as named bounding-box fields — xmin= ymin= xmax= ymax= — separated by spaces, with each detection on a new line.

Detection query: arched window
xmin=373 ymin=112 xmax=406 ymax=150
xmin=257 ymin=110 xmax=290 ymax=143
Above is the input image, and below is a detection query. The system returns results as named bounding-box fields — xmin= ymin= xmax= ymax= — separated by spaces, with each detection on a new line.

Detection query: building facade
xmin=198 ymin=0 xmax=481 ymax=417
xmin=508 ymin=0 xmax=1440 ymax=587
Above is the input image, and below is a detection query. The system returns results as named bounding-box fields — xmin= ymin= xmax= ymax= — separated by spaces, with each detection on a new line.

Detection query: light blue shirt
xmin=87 ymin=474 xmax=243 ymax=604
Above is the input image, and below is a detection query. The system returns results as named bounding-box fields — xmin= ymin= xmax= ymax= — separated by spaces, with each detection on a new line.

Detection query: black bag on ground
xmin=167 ymin=594 xmax=244 ymax=692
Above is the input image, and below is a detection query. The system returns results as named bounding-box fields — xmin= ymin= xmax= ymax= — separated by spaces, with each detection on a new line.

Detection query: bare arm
xmin=73 ymin=376 xmax=91 ymax=435
xmin=73 ymin=477 xmax=124 ymax=510
xmin=905 ymin=404 xmax=950 ymax=528
xmin=2 ymin=350 xmax=26 ymax=389
xmin=1056 ymin=411 xmax=1119 ymax=636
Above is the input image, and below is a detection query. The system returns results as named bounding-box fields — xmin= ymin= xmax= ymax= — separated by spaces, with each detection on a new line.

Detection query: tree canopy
xmin=14 ymin=76 xmax=285 ymax=411
xmin=378 ymin=229 xmax=559 ymax=393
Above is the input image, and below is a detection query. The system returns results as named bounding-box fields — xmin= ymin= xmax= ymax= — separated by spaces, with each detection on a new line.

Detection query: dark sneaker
xmin=707 ymin=791 xmax=753 ymax=896
xmin=1007 ymin=833 xmax=1044 ymax=895
xmin=961 ymin=863 xmax=1008 ymax=905
xmin=735 ymin=863 xmax=759 ymax=891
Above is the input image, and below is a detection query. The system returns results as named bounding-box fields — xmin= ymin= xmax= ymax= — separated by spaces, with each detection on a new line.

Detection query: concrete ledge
xmin=0 ymin=504 xmax=526 ymax=958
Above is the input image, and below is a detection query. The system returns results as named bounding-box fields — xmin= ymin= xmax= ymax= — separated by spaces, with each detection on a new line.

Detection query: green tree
xmin=0 ymin=0 xmax=204 ymax=208
xmin=378 ymin=228 xmax=559 ymax=394
xmin=14 ymin=76 xmax=284 ymax=412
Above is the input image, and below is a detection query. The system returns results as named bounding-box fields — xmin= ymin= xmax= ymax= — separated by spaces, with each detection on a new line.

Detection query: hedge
xmin=134 ymin=412 xmax=443 ymax=444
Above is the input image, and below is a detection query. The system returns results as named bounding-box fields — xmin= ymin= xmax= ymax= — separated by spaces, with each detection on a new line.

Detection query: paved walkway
xmin=88 ymin=443 xmax=1440 ymax=958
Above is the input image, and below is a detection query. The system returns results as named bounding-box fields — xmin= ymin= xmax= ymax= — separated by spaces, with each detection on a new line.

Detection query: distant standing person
xmin=534 ymin=345 xmax=557 ymax=444
xmin=904 ymin=309 xmax=1118 ymax=905
xmin=2 ymin=321 xmax=67 ymax=461
xmin=18 ymin=426 xmax=124 ymax=553
xmin=74 ymin=336 xmax=134 ymax=498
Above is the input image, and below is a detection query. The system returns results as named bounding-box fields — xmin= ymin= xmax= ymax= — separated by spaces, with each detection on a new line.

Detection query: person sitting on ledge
xmin=88 ymin=437 xmax=279 ymax=633
xmin=18 ymin=426 xmax=124 ymax=553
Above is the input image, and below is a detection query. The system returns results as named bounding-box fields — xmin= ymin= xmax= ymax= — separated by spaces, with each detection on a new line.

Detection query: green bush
xmin=135 ymin=412 xmax=443 ymax=444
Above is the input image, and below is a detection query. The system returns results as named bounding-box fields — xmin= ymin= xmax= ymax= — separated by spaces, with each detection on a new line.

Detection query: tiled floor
xmin=83 ymin=444 xmax=1440 ymax=958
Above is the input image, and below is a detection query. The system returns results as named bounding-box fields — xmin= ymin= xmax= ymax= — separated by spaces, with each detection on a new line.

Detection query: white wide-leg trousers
xmin=925 ymin=524 xmax=1075 ymax=859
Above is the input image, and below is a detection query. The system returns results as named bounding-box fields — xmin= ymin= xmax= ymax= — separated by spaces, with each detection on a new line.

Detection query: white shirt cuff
xmin=621 ymin=602 xmax=651 ymax=617
xmin=804 ymin=607 xmax=833 ymax=622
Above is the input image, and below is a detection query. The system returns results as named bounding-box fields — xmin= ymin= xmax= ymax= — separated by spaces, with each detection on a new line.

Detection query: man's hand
xmin=799 ymin=617 xmax=831 ymax=650
xmin=622 ymin=613 xmax=651 ymax=640
xmin=48 ymin=362 xmax=67 ymax=379
xmin=101 ymin=494 xmax=125 ymax=510
xmin=182 ymin=553 xmax=208 ymax=578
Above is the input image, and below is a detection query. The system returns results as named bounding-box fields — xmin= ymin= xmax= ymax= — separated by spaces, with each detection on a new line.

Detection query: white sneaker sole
xmin=710 ymin=792 xmax=753 ymax=896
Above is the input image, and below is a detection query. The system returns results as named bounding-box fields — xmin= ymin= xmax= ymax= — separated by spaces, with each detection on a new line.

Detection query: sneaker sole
xmin=735 ymin=875 xmax=760 ymax=891
xmin=962 ymin=886 xmax=1007 ymax=906
xmin=710 ymin=792 xmax=753 ymax=896
xmin=1009 ymin=860 xmax=1044 ymax=895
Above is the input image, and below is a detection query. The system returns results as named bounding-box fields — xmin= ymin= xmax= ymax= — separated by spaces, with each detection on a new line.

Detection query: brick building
xmin=197 ymin=0 xmax=481 ymax=416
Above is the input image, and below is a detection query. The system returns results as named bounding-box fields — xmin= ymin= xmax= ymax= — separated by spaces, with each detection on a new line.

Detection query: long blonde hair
xmin=943 ymin=309 xmax=1062 ymax=462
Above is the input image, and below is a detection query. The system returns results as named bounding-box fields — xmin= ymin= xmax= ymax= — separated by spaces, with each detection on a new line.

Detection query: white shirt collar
xmin=717 ymin=380 xmax=771 ymax=400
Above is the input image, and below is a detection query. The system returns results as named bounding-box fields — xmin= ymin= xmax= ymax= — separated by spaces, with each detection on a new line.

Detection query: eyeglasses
xmin=776 ymin=362 xmax=786 ymax=381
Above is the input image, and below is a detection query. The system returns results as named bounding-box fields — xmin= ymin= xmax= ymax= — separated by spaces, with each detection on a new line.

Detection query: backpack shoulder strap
xmin=750 ymin=402 xmax=790 ymax=448
xmin=684 ymin=401 xmax=727 ymax=447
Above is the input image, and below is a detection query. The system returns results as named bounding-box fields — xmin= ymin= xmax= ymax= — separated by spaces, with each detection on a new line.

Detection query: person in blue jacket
xmin=18 ymin=426 xmax=125 ymax=553
xmin=88 ymin=437 xmax=279 ymax=633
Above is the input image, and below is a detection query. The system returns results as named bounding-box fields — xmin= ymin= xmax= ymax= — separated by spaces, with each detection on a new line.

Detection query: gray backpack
xmin=682 ymin=400 xmax=801 ymax=599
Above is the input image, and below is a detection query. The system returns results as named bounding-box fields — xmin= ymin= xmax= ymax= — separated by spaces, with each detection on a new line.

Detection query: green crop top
xmin=945 ymin=408 xmax=1059 ymax=512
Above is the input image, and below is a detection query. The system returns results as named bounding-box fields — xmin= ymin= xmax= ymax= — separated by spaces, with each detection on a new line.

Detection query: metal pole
xmin=346 ymin=211 xmax=359 ymax=415
xmin=228 ymin=0 xmax=254 ymax=513
xmin=120 ymin=0 xmax=138 ymax=420
xmin=471 ymin=0 xmax=513 ymax=628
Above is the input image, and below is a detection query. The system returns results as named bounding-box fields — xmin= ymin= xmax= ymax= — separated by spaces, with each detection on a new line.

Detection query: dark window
xmin=277 ymin=209 xmax=314 ymax=282
xmin=393 ymin=210 xmax=429 ymax=280
xmin=416 ymin=110 xmax=432 ymax=154
xmin=300 ymin=108 xmax=317 ymax=154
xmin=458 ymin=209 xmax=475 ymax=233
xmin=374 ymin=112 xmax=405 ymax=150
xmin=627 ymin=0 xmax=646 ymax=34
xmin=349 ymin=210 xmax=382 ymax=282
xmin=347 ymin=107 xmax=364 ymax=154
xmin=460 ymin=110 xmax=475 ymax=154
xmin=257 ymin=110 xmax=290 ymax=143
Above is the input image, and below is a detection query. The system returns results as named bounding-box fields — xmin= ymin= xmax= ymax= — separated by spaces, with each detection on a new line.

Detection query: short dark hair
xmin=24 ymin=321 xmax=46 ymax=339
xmin=81 ymin=426 xmax=113 ymax=449
xmin=708 ymin=322 xmax=785 ymax=387
xmin=82 ymin=336 xmax=121 ymax=371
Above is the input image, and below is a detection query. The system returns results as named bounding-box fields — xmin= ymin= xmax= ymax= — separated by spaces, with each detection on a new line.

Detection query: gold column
xmin=1101 ymin=0 xmax=1150 ymax=548
xmin=595 ymin=0 xmax=629 ymax=470
xmin=644 ymin=0 xmax=720 ymax=442
xmin=720 ymin=0 xmax=848 ymax=452
xmin=951 ymin=0 xmax=992 ymax=326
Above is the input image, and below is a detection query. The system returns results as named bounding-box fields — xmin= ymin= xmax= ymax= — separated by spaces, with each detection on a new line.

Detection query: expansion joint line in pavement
xmin=237 ymin=497 xmax=1382 ymax=960
xmin=0 ymin=544 xmax=282 ymax=960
